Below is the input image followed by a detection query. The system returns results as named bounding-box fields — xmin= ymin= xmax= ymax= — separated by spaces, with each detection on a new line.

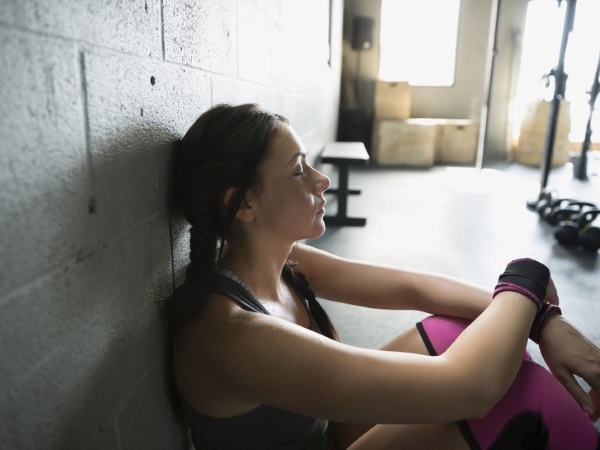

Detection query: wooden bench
xmin=320 ymin=142 xmax=370 ymax=226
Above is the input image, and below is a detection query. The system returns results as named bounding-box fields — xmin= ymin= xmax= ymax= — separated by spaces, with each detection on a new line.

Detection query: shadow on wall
xmin=1 ymin=124 xmax=190 ymax=449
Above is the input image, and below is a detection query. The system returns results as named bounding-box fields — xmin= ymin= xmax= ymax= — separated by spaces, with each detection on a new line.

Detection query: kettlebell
xmin=578 ymin=209 xmax=600 ymax=252
xmin=553 ymin=202 xmax=597 ymax=246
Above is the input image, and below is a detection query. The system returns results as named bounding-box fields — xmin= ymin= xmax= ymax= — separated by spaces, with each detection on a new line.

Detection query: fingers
xmin=589 ymin=388 xmax=599 ymax=422
xmin=544 ymin=277 xmax=559 ymax=305
xmin=554 ymin=368 xmax=596 ymax=419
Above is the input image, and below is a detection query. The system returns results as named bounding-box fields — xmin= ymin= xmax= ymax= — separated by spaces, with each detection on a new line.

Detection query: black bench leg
xmin=324 ymin=163 xmax=367 ymax=227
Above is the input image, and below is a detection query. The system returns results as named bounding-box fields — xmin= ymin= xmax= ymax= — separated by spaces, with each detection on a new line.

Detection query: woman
xmin=163 ymin=103 xmax=600 ymax=449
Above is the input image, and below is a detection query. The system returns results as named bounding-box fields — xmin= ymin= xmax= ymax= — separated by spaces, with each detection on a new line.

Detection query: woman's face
xmin=250 ymin=123 xmax=330 ymax=241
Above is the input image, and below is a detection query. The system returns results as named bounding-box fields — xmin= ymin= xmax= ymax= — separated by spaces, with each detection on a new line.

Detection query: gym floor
xmin=308 ymin=155 xmax=600 ymax=431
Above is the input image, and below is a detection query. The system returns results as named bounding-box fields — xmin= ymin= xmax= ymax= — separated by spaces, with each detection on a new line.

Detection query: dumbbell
xmin=553 ymin=202 xmax=598 ymax=246
xmin=578 ymin=209 xmax=600 ymax=252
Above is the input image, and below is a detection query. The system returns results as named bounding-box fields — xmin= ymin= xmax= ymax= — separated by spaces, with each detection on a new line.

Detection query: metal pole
xmin=573 ymin=51 xmax=600 ymax=180
xmin=475 ymin=0 xmax=501 ymax=170
xmin=537 ymin=0 xmax=577 ymax=194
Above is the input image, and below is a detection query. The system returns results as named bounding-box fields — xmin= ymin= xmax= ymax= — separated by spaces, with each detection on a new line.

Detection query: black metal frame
xmin=573 ymin=51 xmax=600 ymax=181
xmin=533 ymin=0 xmax=578 ymax=203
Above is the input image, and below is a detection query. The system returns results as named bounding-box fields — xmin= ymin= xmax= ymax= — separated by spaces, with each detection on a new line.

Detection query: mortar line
xmin=78 ymin=47 xmax=99 ymax=250
xmin=159 ymin=0 xmax=166 ymax=62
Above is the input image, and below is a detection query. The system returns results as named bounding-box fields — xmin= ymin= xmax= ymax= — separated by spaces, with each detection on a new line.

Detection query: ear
xmin=223 ymin=187 xmax=255 ymax=222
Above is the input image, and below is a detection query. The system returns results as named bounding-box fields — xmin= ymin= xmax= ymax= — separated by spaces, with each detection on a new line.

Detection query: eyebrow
xmin=288 ymin=151 xmax=308 ymax=164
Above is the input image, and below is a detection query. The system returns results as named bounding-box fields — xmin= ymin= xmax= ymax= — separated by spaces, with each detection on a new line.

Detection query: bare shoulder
xmin=176 ymin=291 xmax=345 ymax=415
xmin=175 ymin=292 xmax=288 ymax=415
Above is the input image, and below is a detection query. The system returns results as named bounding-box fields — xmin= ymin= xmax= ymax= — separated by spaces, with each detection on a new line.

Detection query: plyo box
xmin=374 ymin=81 xmax=411 ymax=119
xmin=436 ymin=119 xmax=478 ymax=165
xmin=515 ymin=100 xmax=571 ymax=167
xmin=372 ymin=118 xmax=439 ymax=166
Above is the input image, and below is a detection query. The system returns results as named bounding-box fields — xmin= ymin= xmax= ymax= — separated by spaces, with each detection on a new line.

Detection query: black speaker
xmin=352 ymin=16 xmax=375 ymax=51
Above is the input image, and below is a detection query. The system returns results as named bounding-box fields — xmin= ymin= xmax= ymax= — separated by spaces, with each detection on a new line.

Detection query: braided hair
xmin=162 ymin=104 xmax=336 ymax=339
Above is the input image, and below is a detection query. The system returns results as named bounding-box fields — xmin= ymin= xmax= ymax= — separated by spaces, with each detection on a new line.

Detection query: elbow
xmin=467 ymin=395 xmax=495 ymax=420
xmin=463 ymin=379 xmax=507 ymax=420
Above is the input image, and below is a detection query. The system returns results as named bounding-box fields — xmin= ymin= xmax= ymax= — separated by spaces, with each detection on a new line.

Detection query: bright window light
xmin=379 ymin=0 xmax=461 ymax=86
xmin=512 ymin=0 xmax=600 ymax=143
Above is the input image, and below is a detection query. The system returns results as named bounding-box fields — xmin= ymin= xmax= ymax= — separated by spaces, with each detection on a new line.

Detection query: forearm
xmin=403 ymin=271 xmax=492 ymax=319
xmin=439 ymin=258 xmax=552 ymax=407
xmin=443 ymin=292 xmax=537 ymax=404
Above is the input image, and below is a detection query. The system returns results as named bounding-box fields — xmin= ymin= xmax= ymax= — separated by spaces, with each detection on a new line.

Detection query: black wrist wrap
xmin=530 ymin=303 xmax=562 ymax=343
xmin=493 ymin=258 xmax=550 ymax=312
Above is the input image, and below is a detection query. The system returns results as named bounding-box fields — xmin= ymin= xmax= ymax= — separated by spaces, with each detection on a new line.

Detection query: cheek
xmin=270 ymin=194 xmax=311 ymax=227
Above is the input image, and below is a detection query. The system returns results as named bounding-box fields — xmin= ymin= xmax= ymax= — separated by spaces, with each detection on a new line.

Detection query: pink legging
xmin=417 ymin=315 xmax=600 ymax=450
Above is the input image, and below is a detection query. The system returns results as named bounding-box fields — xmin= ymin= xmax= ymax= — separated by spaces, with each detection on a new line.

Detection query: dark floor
xmin=307 ymin=155 xmax=600 ymax=430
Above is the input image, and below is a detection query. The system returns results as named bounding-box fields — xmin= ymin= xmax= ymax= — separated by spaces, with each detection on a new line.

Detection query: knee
xmin=466 ymin=360 xmax=599 ymax=450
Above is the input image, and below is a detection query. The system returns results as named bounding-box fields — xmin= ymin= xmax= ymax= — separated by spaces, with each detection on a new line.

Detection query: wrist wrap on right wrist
xmin=493 ymin=258 xmax=550 ymax=312
xmin=530 ymin=303 xmax=562 ymax=343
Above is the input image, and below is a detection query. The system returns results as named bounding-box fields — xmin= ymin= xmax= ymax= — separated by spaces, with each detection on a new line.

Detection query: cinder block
xmin=436 ymin=119 xmax=479 ymax=165
xmin=0 ymin=216 xmax=172 ymax=448
xmin=0 ymin=28 xmax=93 ymax=295
xmin=374 ymin=81 xmax=411 ymax=119
xmin=257 ymin=87 xmax=285 ymax=119
xmin=282 ymin=95 xmax=314 ymax=137
xmin=76 ymin=423 xmax=120 ymax=450
xmin=0 ymin=0 xmax=161 ymax=58
xmin=170 ymin=215 xmax=191 ymax=288
xmin=238 ymin=1 xmax=280 ymax=85
xmin=514 ymin=100 xmax=571 ymax=167
xmin=0 ymin=214 xmax=172 ymax=387
xmin=372 ymin=119 xmax=439 ymax=166
xmin=164 ymin=0 xmax=238 ymax=75
xmin=85 ymin=50 xmax=211 ymax=243
xmin=211 ymin=77 xmax=259 ymax=106
xmin=117 ymin=362 xmax=187 ymax=450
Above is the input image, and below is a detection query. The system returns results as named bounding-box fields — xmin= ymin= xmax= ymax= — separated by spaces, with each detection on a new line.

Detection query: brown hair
xmin=163 ymin=103 xmax=336 ymax=339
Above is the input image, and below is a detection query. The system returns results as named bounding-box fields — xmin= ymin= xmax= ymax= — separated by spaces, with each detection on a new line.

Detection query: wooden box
xmin=374 ymin=81 xmax=411 ymax=119
xmin=514 ymin=100 xmax=571 ymax=167
xmin=372 ymin=118 xmax=439 ymax=166
xmin=436 ymin=119 xmax=479 ymax=165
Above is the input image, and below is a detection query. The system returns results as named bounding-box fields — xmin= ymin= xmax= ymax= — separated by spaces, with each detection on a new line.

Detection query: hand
xmin=538 ymin=314 xmax=600 ymax=422
xmin=544 ymin=277 xmax=559 ymax=306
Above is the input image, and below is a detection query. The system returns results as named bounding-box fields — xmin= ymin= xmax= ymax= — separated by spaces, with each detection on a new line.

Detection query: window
xmin=379 ymin=0 xmax=461 ymax=86
xmin=513 ymin=0 xmax=600 ymax=143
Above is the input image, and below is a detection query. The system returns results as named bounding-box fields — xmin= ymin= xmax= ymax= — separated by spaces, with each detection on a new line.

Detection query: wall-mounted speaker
xmin=352 ymin=16 xmax=375 ymax=51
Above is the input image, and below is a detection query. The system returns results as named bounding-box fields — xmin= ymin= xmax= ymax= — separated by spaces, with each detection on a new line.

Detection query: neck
xmin=219 ymin=236 xmax=295 ymax=300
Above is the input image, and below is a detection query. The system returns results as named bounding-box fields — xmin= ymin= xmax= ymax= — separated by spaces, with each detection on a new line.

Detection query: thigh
xmin=331 ymin=326 xmax=469 ymax=449
xmin=379 ymin=324 xmax=431 ymax=353
xmin=347 ymin=422 xmax=471 ymax=450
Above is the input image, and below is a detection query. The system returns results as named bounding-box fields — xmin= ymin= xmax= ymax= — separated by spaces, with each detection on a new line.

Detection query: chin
xmin=309 ymin=223 xmax=327 ymax=239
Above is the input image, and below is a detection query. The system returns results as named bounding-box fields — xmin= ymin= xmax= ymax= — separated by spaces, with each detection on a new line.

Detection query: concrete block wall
xmin=0 ymin=0 xmax=343 ymax=448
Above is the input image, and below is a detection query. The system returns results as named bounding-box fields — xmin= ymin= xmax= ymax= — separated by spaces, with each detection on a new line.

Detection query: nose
xmin=313 ymin=168 xmax=330 ymax=195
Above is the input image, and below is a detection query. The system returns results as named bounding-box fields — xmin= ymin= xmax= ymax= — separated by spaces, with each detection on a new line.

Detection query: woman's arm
xmin=292 ymin=243 xmax=600 ymax=422
xmin=291 ymin=243 xmax=491 ymax=318
xmin=203 ymin=292 xmax=536 ymax=425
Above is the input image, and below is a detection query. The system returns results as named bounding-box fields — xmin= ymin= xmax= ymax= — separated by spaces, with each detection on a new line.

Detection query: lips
xmin=317 ymin=200 xmax=326 ymax=214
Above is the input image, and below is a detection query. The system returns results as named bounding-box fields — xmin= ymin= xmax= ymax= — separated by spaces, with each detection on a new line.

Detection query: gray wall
xmin=0 ymin=1 xmax=343 ymax=448
xmin=343 ymin=0 xmax=528 ymax=161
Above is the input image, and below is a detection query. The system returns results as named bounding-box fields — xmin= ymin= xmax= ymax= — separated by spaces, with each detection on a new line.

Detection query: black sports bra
xmin=178 ymin=266 xmax=332 ymax=450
